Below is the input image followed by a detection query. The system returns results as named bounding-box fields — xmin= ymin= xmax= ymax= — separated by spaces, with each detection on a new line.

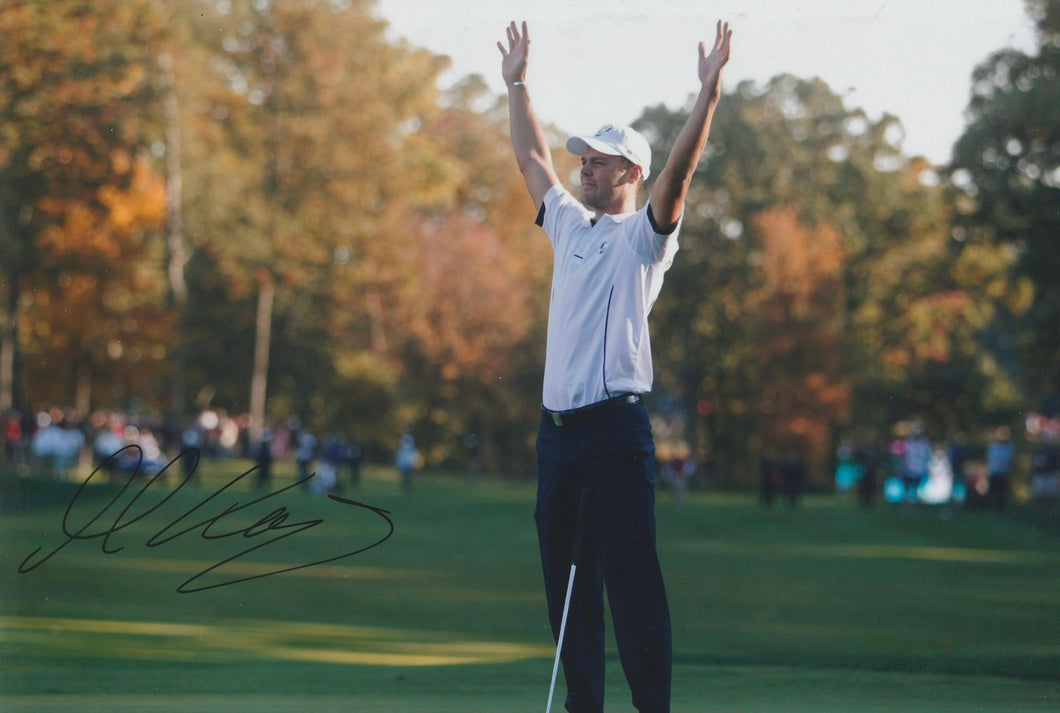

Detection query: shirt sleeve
xmin=627 ymin=206 xmax=681 ymax=266
xmin=536 ymin=184 xmax=591 ymax=250
xmin=647 ymin=204 xmax=680 ymax=236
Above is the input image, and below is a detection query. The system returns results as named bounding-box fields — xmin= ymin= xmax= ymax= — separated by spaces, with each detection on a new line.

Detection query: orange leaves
xmin=99 ymin=154 xmax=167 ymax=231
xmin=750 ymin=204 xmax=845 ymax=318
xmin=37 ymin=154 xmax=166 ymax=264
xmin=401 ymin=215 xmax=535 ymax=383
xmin=0 ymin=0 xmax=176 ymax=407
xmin=748 ymin=203 xmax=851 ymax=464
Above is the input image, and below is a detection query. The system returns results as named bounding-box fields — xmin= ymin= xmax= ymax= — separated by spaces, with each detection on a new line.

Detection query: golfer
xmin=498 ymin=19 xmax=732 ymax=713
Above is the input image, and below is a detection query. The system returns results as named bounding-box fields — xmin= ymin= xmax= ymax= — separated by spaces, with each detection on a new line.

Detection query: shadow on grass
xmin=0 ymin=473 xmax=128 ymax=515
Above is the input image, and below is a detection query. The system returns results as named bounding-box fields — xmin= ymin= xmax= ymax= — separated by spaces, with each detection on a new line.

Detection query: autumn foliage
xmin=749 ymin=205 xmax=849 ymax=466
xmin=1 ymin=0 xmax=1052 ymax=483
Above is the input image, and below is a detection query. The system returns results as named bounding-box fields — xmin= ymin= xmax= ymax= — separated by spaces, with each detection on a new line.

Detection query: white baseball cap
xmin=566 ymin=124 xmax=652 ymax=180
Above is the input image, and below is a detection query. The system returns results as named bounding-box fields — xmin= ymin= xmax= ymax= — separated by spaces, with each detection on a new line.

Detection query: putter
xmin=546 ymin=490 xmax=590 ymax=713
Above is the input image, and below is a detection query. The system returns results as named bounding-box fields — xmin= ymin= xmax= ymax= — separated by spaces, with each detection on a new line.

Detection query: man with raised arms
xmin=498 ymin=19 xmax=732 ymax=713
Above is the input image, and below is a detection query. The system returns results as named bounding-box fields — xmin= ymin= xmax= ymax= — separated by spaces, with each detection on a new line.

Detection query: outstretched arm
xmin=649 ymin=21 xmax=732 ymax=230
xmin=498 ymin=21 xmax=559 ymax=208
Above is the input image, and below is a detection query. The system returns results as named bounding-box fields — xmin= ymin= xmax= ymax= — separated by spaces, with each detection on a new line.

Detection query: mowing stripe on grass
xmin=69 ymin=555 xmax=431 ymax=581
xmin=46 ymin=556 xmax=539 ymax=602
xmin=677 ymin=540 xmax=1052 ymax=564
xmin=0 ymin=615 xmax=552 ymax=666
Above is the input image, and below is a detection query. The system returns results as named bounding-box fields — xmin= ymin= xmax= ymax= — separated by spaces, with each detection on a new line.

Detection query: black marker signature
xmin=18 ymin=446 xmax=394 ymax=593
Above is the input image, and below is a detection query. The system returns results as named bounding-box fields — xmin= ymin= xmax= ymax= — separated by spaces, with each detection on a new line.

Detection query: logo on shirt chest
xmin=573 ymin=240 xmax=610 ymax=260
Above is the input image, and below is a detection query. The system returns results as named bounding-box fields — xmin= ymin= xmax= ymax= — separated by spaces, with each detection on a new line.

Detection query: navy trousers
xmin=535 ymin=399 xmax=672 ymax=713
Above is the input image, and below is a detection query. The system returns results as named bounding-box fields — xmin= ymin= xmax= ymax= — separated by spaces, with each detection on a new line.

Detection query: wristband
xmin=511 ymin=81 xmax=527 ymax=87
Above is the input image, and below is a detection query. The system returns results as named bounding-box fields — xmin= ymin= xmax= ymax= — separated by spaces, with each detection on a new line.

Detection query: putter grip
xmin=571 ymin=491 xmax=589 ymax=566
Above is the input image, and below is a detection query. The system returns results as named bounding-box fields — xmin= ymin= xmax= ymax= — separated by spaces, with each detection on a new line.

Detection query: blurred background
xmin=1 ymin=0 xmax=1058 ymax=503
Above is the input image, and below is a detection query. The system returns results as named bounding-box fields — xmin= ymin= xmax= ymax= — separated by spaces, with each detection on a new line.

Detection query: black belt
xmin=543 ymin=394 xmax=642 ymax=427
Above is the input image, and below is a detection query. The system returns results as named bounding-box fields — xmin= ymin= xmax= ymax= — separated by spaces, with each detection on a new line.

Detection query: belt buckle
xmin=551 ymin=412 xmax=563 ymax=427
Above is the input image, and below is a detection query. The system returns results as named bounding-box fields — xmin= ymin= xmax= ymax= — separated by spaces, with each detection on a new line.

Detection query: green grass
xmin=0 ymin=460 xmax=1057 ymax=712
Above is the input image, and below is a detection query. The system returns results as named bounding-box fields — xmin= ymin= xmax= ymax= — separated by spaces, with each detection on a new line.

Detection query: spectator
xmin=782 ymin=451 xmax=805 ymax=506
xmin=93 ymin=417 xmax=127 ymax=481
xmin=1030 ymin=431 xmax=1059 ymax=505
xmin=759 ymin=449 xmax=782 ymax=507
xmin=855 ymin=441 xmax=880 ymax=509
xmin=347 ymin=437 xmax=364 ymax=488
xmin=464 ymin=432 xmax=482 ymax=478
xmin=395 ymin=433 xmax=418 ymax=494
xmin=903 ymin=424 xmax=931 ymax=503
xmin=295 ymin=429 xmax=317 ymax=491
xmin=834 ymin=439 xmax=861 ymax=494
xmin=316 ymin=435 xmax=347 ymax=495
xmin=31 ymin=411 xmax=83 ymax=479
xmin=3 ymin=411 xmax=24 ymax=466
xmin=921 ymin=446 xmax=954 ymax=505
xmin=254 ymin=429 xmax=273 ymax=490
xmin=947 ymin=430 xmax=969 ymax=503
xmin=986 ymin=426 xmax=1015 ymax=510
xmin=123 ymin=425 xmax=166 ymax=478
xmin=665 ymin=452 xmax=692 ymax=505
xmin=180 ymin=420 xmax=205 ymax=485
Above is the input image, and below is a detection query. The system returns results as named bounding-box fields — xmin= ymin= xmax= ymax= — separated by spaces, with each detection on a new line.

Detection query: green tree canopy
xmin=641 ymin=72 xmax=1021 ymax=485
xmin=948 ymin=0 xmax=1060 ymax=412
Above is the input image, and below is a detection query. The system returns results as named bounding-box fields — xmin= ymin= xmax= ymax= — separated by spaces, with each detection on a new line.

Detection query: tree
xmin=638 ymin=76 xmax=904 ymax=484
xmin=175 ymin=0 xmax=451 ymax=444
xmin=172 ymin=2 xmax=550 ymax=466
xmin=0 ymin=0 xmax=172 ymax=415
xmin=748 ymin=205 xmax=849 ymax=465
xmin=346 ymin=75 xmax=551 ymax=468
xmin=948 ymin=0 xmax=1060 ymax=415
xmin=640 ymin=73 xmax=1016 ymax=486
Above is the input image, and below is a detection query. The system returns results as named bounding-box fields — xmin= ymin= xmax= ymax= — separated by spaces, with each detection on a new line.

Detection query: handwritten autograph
xmin=17 ymin=446 xmax=394 ymax=593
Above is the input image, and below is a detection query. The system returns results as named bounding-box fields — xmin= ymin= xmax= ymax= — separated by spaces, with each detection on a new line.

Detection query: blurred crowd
xmin=0 ymin=406 xmax=368 ymax=496
xmin=4 ymin=404 xmax=1058 ymax=510
xmin=831 ymin=415 xmax=1060 ymax=510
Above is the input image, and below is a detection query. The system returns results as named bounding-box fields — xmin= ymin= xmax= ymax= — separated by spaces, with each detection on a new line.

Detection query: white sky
xmin=373 ymin=0 xmax=1038 ymax=165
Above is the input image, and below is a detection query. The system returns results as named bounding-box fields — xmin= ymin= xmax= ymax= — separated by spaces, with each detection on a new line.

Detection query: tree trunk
xmin=74 ymin=360 xmax=92 ymax=417
xmin=248 ymin=277 xmax=275 ymax=448
xmin=0 ymin=183 xmax=21 ymax=415
xmin=158 ymin=49 xmax=188 ymax=307
xmin=0 ymin=265 xmax=17 ymax=414
xmin=159 ymin=48 xmax=188 ymax=434
xmin=0 ymin=299 xmax=15 ymax=415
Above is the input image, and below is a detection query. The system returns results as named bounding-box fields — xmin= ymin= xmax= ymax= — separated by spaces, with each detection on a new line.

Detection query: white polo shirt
xmin=537 ymin=184 xmax=680 ymax=411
